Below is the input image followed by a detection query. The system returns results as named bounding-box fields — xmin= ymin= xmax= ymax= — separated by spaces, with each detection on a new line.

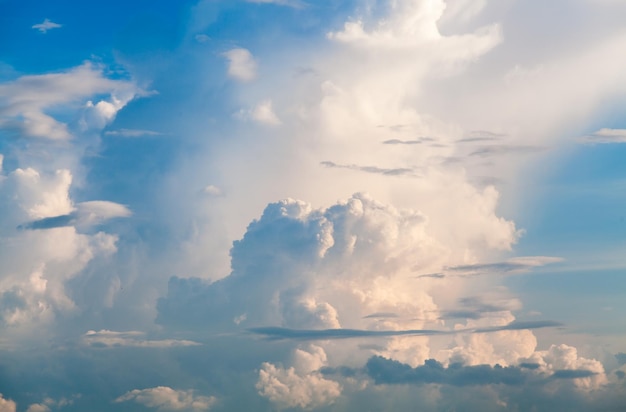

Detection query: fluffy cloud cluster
xmin=257 ymin=345 xmax=341 ymax=409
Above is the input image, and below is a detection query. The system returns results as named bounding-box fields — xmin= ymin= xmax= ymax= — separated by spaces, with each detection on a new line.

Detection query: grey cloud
xmin=320 ymin=161 xmax=417 ymax=177
xmin=366 ymin=356 xmax=528 ymax=386
xmin=441 ymin=256 xmax=563 ymax=277
xmin=247 ymin=320 xmax=562 ymax=341
xmin=247 ymin=326 xmax=450 ymax=340
xmin=457 ymin=130 xmax=506 ymax=143
xmin=18 ymin=201 xmax=131 ymax=231
xmin=362 ymin=312 xmax=399 ymax=319
xmin=382 ymin=137 xmax=435 ymax=145
xmin=473 ymin=320 xmax=563 ymax=333
xmin=615 ymin=353 xmax=626 ymax=365
xmin=551 ymin=369 xmax=597 ymax=379
xmin=469 ymin=145 xmax=546 ymax=157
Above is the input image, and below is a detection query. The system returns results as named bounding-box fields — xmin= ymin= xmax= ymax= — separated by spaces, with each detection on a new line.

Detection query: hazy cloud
xmin=320 ymin=161 xmax=417 ymax=177
xmin=115 ymin=387 xmax=216 ymax=411
xmin=578 ymin=128 xmax=626 ymax=144
xmin=223 ymin=48 xmax=257 ymax=82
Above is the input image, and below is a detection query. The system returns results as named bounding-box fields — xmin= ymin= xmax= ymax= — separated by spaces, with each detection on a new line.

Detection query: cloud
xmin=0 ymin=394 xmax=16 ymax=412
xmin=115 ymin=387 xmax=216 ymax=411
xmin=256 ymin=345 xmax=341 ymax=409
xmin=578 ymin=128 xmax=626 ymax=144
xmin=82 ymin=330 xmax=201 ymax=348
xmin=246 ymin=0 xmax=307 ymax=8
xmin=382 ymin=137 xmax=438 ymax=145
xmin=249 ymin=320 xmax=561 ymax=341
xmin=32 ymin=19 xmax=62 ymax=34
xmin=104 ymin=129 xmax=163 ymax=138
xmin=320 ymin=161 xmax=417 ymax=177
xmin=223 ymin=48 xmax=257 ymax=82
xmin=19 ymin=200 xmax=131 ymax=231
xmin=469 ymin=145 xmax=546 ymax=157
xmin=0 ymin=62 xmax=138 ymax=139
xmin=366 ymin=356 xmax=529 ymax=386
xmin=432 ymin=256 xmax=564 ymax=278
xmin=235 ymin=100 xmax=282 ymax=125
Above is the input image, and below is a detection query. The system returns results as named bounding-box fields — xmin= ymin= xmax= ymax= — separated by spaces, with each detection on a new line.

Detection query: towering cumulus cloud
xmin=1 ymin=0 xmax=626 ymax=411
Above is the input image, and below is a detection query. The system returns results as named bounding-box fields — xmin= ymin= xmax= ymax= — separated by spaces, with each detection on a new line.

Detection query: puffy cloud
xmin=223 ymin=48 xmax=257 ymax=82
xmin=522 ymin=344 xmax=607 ymax=389
xmin=115 ymin=387 xmax=216 ymax=411
xmin=0 ymin=394 xmax=16 ymax=412
xmin=0 ymin=166 xmax=121 ymax=331
xmin=256 ymin=345 xmax=341 ymax=409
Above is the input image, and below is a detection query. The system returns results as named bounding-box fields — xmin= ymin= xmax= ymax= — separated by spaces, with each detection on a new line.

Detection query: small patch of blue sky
xmin=0 ymin=0 xmax=192 ymax=74
xmin=514 ymin=137 xmax=626 ymax=264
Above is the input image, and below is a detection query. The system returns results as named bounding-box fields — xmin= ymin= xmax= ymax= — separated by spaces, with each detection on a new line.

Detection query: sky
xmin=0 ymin=0 xmax=625 ymax=411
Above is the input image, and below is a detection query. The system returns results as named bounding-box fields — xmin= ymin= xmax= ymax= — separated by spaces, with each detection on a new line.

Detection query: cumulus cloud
xmin=223 ymin=48 xmax=257 ymax=82
xmin=115 ymin=387 xmax=216 ymax=411
xmin=0 ymin=166 xmax=122 ymax=331
xmin=256 ymin=345 xmax=341 ymax=409
xmin=0 ymin=394 xmax=16 ymax=412
xmin=32 ymin=19 xmax=62 ymax=33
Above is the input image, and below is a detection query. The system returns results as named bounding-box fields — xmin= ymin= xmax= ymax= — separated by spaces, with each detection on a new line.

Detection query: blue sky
xmin=1 ymin=1 xmax=626 ymax=411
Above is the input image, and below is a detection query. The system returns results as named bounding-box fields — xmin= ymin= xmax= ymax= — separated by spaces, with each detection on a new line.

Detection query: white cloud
xmin=222 ymin=48 xmax=257 ymax=82
xmin=251 ymin=100 xmax=281 ymax=125
xmin=578 ymin=128 xmax=626 ymax=144
xmin=32 ymin=19 xmax=62 ymax=34
xmin=0 ymin=62 xmax=138 ymax=139
xmin=82 ymin=330 xmax=200 ymax=348
xmin=257 ymin=345 xmax=341 ymax=409
xmin=235 ymin=100 xmax=282 ymax=125
xmin=115 ymin=387 xmax=216 ymax=411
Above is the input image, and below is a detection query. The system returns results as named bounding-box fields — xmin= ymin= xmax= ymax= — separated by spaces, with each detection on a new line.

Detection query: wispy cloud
xmin=248 ymin=320 xmax=562 ymax=341
xmin=578 ymin=128 xmax=626 ymax=144
xmin=82 ymin=330 xmax=200 ymax=348
xmin=32 ymin=19 xmax=62 ymax=33
xmin=246 ymin=0 xmax=307 ymax=8
xmin=320 ymin=161 xmax=418 ymax=177
xmin=18 ymin=201 xmax=131 ymax=231
xmin=104 ymin=129 xmax=163 ymax=138
xmin=416 ymin=256 xmax=563 ymax=279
